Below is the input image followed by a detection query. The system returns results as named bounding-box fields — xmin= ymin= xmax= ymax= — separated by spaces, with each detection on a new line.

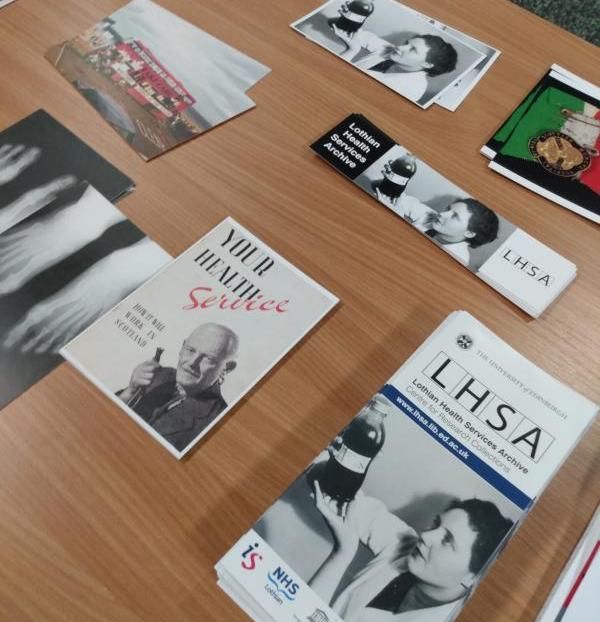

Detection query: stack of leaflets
xmin=482 ymin=65 xmax=600 ymax=224
xmin=292 ymin=0 xmax=500 ymax=110
xmin=46 ymin=0 xmax=270 ymax=160
xmin=62 ymin=218 xmax=338 ymax=458
xmin=312 ymin=114 xmax=576 ymax=317
xmin=216 ymin=310 xmax=598 ymax=622
xmin=536 ymin=504 xmax=600 ymax=622
xmin=0 ymin=110 xmax=170 ymax=409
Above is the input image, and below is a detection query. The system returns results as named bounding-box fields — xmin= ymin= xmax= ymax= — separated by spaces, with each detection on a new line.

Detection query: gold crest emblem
xmin=528 ymin=131 xmax=591 ymax=177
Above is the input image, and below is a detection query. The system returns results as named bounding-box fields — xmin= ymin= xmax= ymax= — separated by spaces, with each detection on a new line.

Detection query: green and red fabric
xmin=493 ymin=85 xmax=599 ymax=194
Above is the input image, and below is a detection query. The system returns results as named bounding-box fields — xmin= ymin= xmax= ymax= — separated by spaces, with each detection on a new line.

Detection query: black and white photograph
xmin=425 ymin=20 xmax=500 ymax=111
xmin=62 ymin=218 xmax=338 ymax=459
xmin=291 ymin=0 xmax=485 ymax=108
xmin=399 ymin=3 xmax=500 ymax=111
xmin=0 ymin=181 xmax=170 ymax=410
xmin=46 ymin=0 xmax=270 ymax=159
xmin=254 ymin=391 xmax=520 ymax=622
xmin=115 ymin=322 xmax=240 ymax=452
xmin=0 ymin=109 xmax=133 ymax=235
xmin=355 ymin=144 xmax=516 ymax=271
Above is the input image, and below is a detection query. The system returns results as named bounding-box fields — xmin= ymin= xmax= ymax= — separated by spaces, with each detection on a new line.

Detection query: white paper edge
xmin=480 ymin=145 xmax=496 ymax=159
xmin=535 ymin=505 xmax=600 ymax=622
xmin=436 ymin=48 xmax=501 ymax=111
xmin=550 ymin=64 xmax=600 ymax=100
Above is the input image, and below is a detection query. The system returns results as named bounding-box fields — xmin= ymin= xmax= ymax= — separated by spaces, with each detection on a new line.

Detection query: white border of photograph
xmin=61 ymin=217 xmax=338 ymax=460
xmin=291 ymin=0 xmax=486 ymax=109
xmin=480 ymin=144 xmax=497 ymax=159
xmin=402 ymin=4 xmax=500 ymax=111
xmin=550 ymin=64 xmax=600 ymax=100
xmin=433 ymin=36 xmax=499 ymax=110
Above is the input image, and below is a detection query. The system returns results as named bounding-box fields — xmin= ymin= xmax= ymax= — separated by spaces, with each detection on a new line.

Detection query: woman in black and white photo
xmin=254 ymin=388 xmax=520 ymax=622
xmin=308 ymin=481 xmax=512 ymax=622
xmin=356 ymin=146 xmax=513 ymax=271
xmin=292 ymin=0 xmax=485 ymax=107
xmin=331 ymin=13 xmax=457 ymax=104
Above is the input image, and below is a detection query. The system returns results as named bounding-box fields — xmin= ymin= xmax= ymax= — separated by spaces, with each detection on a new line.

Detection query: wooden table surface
xmin=0 ymin=1 xmax=599 ymax=620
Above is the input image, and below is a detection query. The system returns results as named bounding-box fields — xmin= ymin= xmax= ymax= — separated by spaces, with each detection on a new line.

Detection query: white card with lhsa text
xmin=311 ymin=114 xmax=577 ymax=317
xmin=61 ymin=218 xmax=338 ymax=459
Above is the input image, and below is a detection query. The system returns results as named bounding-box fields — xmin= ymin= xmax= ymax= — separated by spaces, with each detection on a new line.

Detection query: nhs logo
xmin=265 ymin=566 xmax=300 ymax=604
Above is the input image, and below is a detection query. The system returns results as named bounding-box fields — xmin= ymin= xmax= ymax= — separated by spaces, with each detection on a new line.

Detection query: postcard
xmin=0 ymin=182 xmax=170 ymax=410
xmin=62 ymin=218 xmax=338 ymax=459
xmin=291 ymin=0 xmax=485 ymax=108
xmin=46 ymin=0 xmax=270 ymax=159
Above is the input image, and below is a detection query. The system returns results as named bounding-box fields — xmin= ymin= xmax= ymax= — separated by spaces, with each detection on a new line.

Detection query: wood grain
xmin=0 ymin=1 xmax=599 ymax=620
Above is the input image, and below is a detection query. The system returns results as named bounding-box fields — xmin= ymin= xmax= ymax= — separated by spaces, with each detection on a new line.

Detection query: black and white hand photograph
xmin=292 ymin=0 xmax=485 ymax=107
xmin=0 ymin=181 xmax=170 ymax=410
xmin=0 ymin=109 xmax=134 ymax=228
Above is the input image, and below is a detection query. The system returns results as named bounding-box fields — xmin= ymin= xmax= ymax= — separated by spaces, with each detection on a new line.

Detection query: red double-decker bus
xmin=100 ymin=40 xmax=195 ymax=122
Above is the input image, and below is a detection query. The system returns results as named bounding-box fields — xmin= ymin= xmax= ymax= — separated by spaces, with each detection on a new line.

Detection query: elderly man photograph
xmin=118 ymin=322 xmax=239 ymax=451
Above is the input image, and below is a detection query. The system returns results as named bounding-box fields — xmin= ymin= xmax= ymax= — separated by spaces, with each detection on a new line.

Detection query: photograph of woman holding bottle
xmin=292 ymin=0 xmax=485 ymax=107
xmin=254 ymin=392 xmax=518 ymax=621
xmin=354 ymin=145 xmax=515 ymax=272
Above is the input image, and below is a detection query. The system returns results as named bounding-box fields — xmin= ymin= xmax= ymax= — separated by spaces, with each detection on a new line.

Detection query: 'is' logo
xmin=241 ymin=542 xmax=262 ymax=570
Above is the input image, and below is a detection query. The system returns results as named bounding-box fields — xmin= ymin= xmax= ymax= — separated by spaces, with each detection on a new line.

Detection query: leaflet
xmin=216 ymin=310 xmax=597 ymax=622
xmin=62 ymin=218 xmax=338 ymax=459
xmin=311 ymin=113 xmax=576 ymax=317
